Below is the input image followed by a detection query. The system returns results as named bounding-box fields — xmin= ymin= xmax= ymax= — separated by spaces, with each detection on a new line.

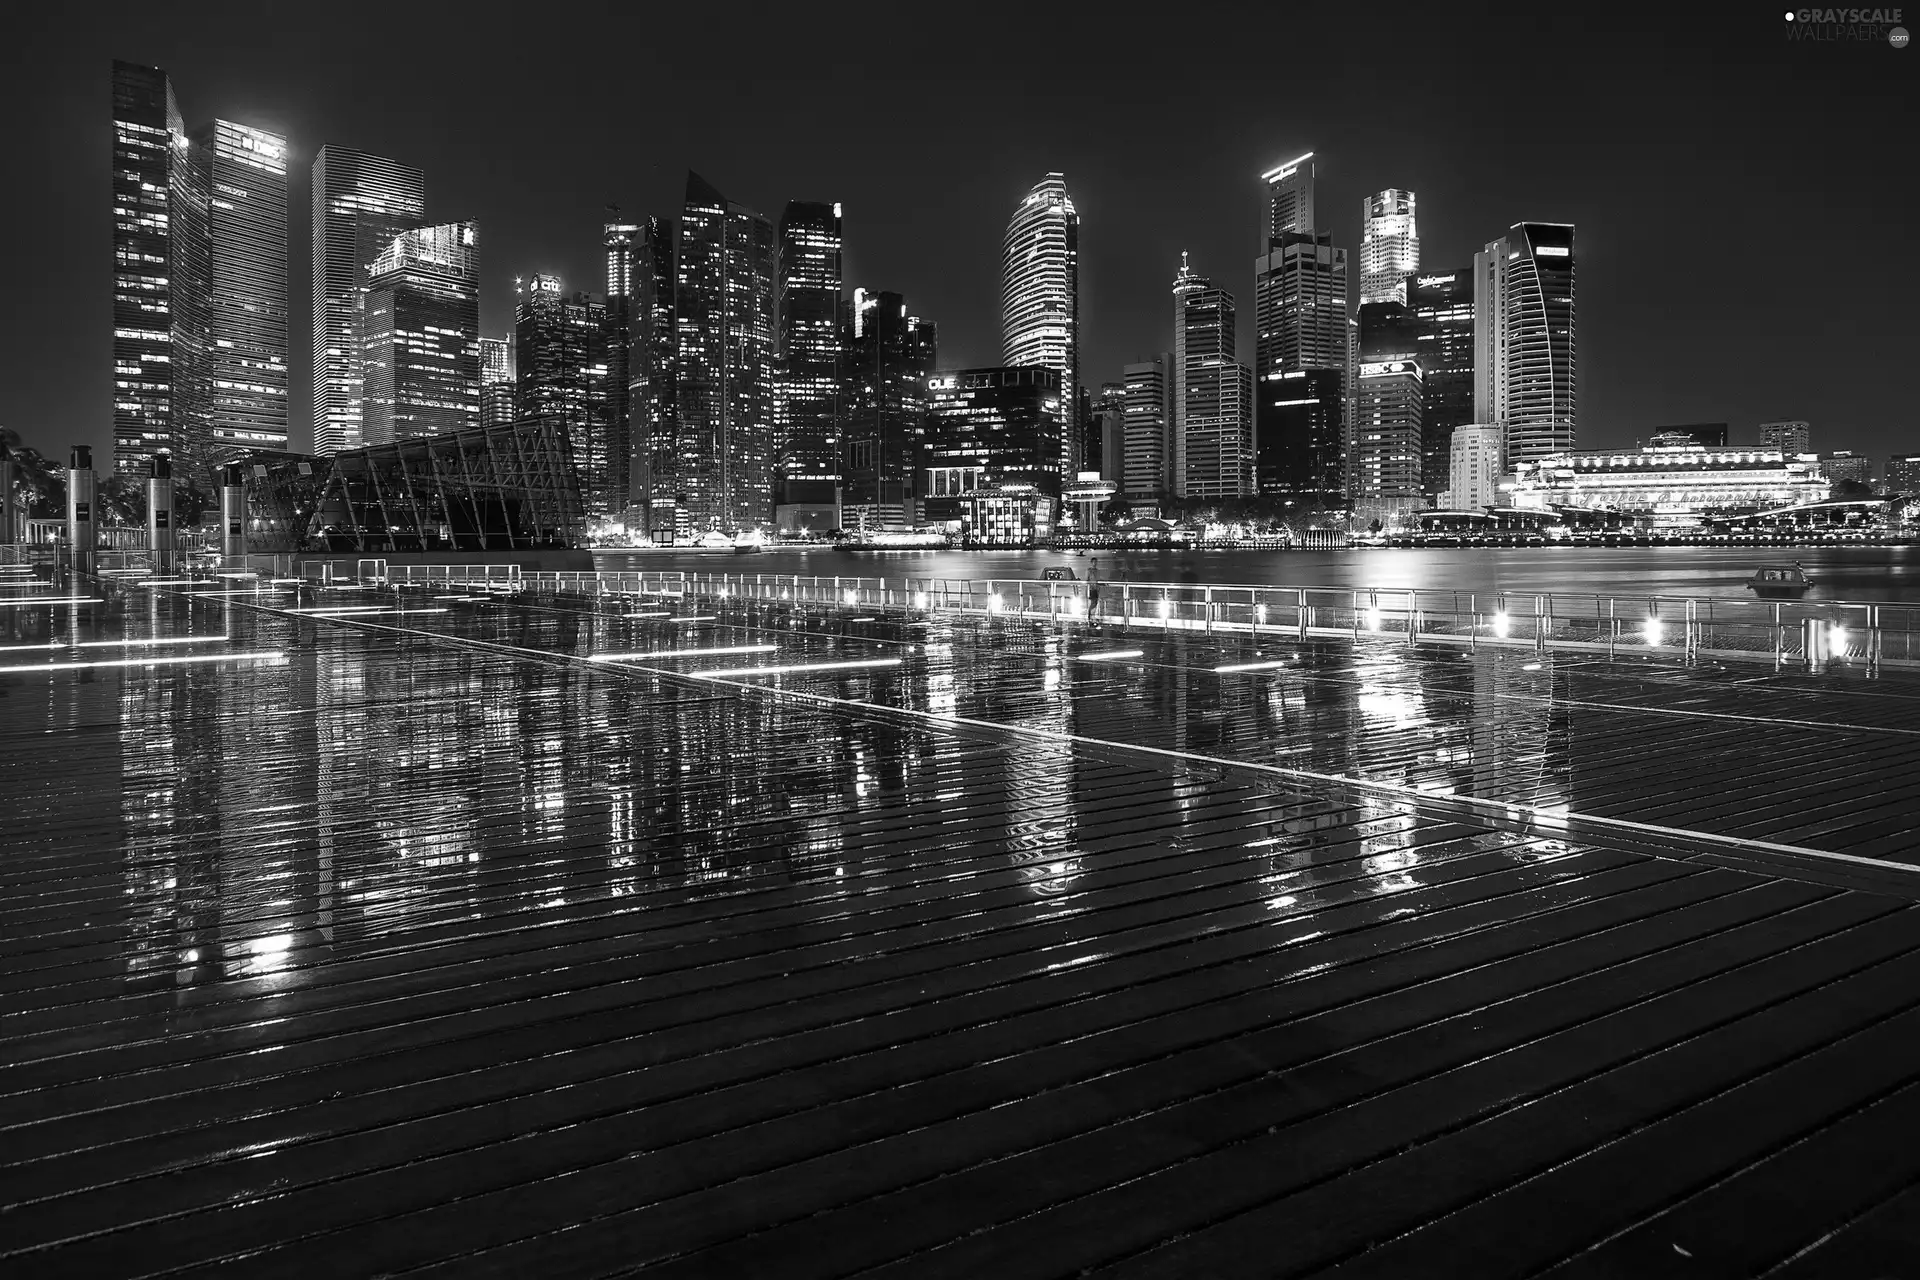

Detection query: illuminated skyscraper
xmin=1122 ymin=355 xmax=1174 ymax=503
xmin=361 ymin=222 xmax=479 ymax=445
xmin=840 ymin=288 xmax=935 ymax=532
xmin=1352 ymin=301 xmax=1424 ymax=521
xmin=1001 ymin=173 xmax=1080 ymax=478
xmin=775 ymin=201 xmax=844 ymax=504
xmin=1170 ymin=253 xmax=1207 ymax=490
xmin=1475 ymin=222 xmax=1576 ymax=467
xmin=1760 ymin=420 xmax=1812 ymax=453
xmin=922 ymin=367 xmax=1063 ymax=527
xmin=603 ymin=212 xmax=640 ymax=519
xmin=1254 ymin=150 xmax=1348 ymax=506
xmin=1180 ymin=288 xmax=1254 ymax=500
xmin=311 ymin=146 xmax=425 ymax=456
xmin=193 ymin=120 xmax=289 ymax=462
xmin=672 ymin=172 xmax=776 ymax=531
xmin=516 ymin=274 xmax=616 ymax=516
xmin=110 ymin=61 xmax=209 ymax=478
xmin=479 ymin=334 xmax=515 ymax=430
xmin=1359 ymin=189 xmax=1418 ymax=306
xmin=625 ymin=216 xmax=675 ymax=539
xmin=1407 ymin=269 xmax=1474 ymax=500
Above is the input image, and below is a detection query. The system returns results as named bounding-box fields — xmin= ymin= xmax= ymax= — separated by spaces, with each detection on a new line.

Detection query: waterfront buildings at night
xmin=670 ymin=172 xmax=775 ymax=533
xmin=922 ymin=366 xmax=1063 ymax=534
xmin=837 ymin=288 xmax=936 ymax=533
xmin=1359 ymin=189 xmax=1418 ymax=306
xmin=1761 ymin=419 xmax=1812 ymax=453
xmin=774 ymin=201 xmax=845 ymax=513
xmin=1121 ymin=355 xmax=1174 ymax=507
xmin=1475 ymin=222 xmax=1577 ymax=468
xmin=1887 ymin=454 xmax=1920 ymax=496
xmin=311 ymin=146 xmax=426 ymax=457
xmin=1179 ymin=287 xmax=1253 ymax=500
xmin=514 ymin=274 xmax=616 ymax=517
xmin=1407 ymin=269 xmax=1474 ymax=501
xmin=625 ymin=215 xmax=676 ymax=539
xmin=360 ymin=222 xmax=479 ymax=446
xmin=1352 ymin=300 xmax=1425 ymax=522
xmin=1001 ymin=174 xmax=1081 ymax=479
xmin=479 ymin=334 xmax=514 ymax=430
xmin=1508 ymin=442 xmax=1827 ymax=520
xmin=195 ymin=119 xmax=290 ymax=461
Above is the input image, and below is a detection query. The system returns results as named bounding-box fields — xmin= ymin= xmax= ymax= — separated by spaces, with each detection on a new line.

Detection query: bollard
xmin=66 ymin=445 xmax=96 ymax=575
xmin=147 ymin=454 xmax=176 ymax=571
xmin=221 ymin=463 xmax=247 ymax=562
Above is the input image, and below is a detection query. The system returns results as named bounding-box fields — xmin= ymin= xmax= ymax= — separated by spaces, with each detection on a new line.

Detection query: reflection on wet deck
xmin=4 ymin=578 xmax=1920 ymax=1276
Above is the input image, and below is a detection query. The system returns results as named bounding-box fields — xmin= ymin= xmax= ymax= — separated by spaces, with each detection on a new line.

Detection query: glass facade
xmin=1407 ymin=270 xmax=1475 ymax=500
xmin=361 ymin=222 xmax=479 ymax=446
xmin=1181 ymin=288 xmax=1253 ymax=500
xmin=840 ymin=288 xmax=935 ymax=529
xmin=1359 ymin=189 xmax=1419 ymax=306
xmin=922 ymin=367 xmax=1062 ymax=526
xmin=195 ymin=119 xmax=289 ymax=463
xmin=479 ymin=334 xmax=515 ymax=430
xmin=1256 ymin=367 xmax=1345 ymax=506
xmin=775 ymin=202 xmax=844 ymax=501
xmin=629 ymin=216 xmax=676 ymax=540
xmin=1122 ymin=356 xmax=1173 ymax=503
xmin=515 ymin=275 xmax=615 ymax=519
xmin=1477 ymin=223 xmax=1577 ymax=468
xmin=672 ymin=172 xmax=775 ymax=533
xmin=311 ymin=147 xmax=426 ymax=457
xmin=602 ymin=215 xmax=639 ymax=520
xmin=1352 ymin=302 xmax=1425 ymax=519
xmin=1000 ymin=174 xmax=1080 ymax=479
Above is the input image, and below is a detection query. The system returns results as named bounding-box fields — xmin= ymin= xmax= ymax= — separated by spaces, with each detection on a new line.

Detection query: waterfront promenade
xmin=5 ymin=569 xmax=1920 ymax=1275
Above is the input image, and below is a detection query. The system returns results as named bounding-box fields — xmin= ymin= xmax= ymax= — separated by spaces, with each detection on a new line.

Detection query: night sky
xmin=4 ymin=2 xmax=1911 ymax=465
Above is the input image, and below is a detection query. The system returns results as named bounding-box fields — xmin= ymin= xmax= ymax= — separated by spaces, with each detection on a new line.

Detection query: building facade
xmin=1475 ymin=222 xmax=1577 ymax=468
xmin=515 ymin=275 xmax=615 ymax=518
xmin=1446 ymin=423 xmax=1503 ymax=510
xmin=601 ymin=214 xmax=640 ymax=523
xmin=627 ymin=216 xmax=676 ymax=539
xmin=1406 ymin=270 xmax=1475 ymax=501
xmin=839 ymin=289 xmax=936 ymax=532
xmin=1819 ymin=450 xmax=1875 ymax=490
xmin=1359 ymin=189 xmax=1418 ymax=306
xmin=1170 ymin=254 xmax=1207 ymax=494
xmin=1254 ymin=151 xmax=1348 ymax=508
xmin=1760 ymin=420 xmax=1812 ymax=453
xmin=774 ymin=201 xmax=844 ymax=508
xmin=1121 ymin=355 xmax=1174 ymax=505
xmin=361 ymin=222 xmax=479 ymax=446
xmin=194 ymin=119 xmax=289 ymax=462
xmin=1256 ymin=367 xmax=1345 ymax=505
xmin=1886 ymin=454 xmax=1920 ymax=495
xmin=1180 ymin=288 xmax=1254 ymax=500
xmin=479 ymin=334 xmax=515 ymax=430
xmin=1509 ymin=444 xmax=1828 ymax=520
xmin=1001 ymin=174 xmax=1080 ymax=479
xmin=921 ymin=367 xmax=1063 ymax=527
xmin=1352 ymin=301 xmax=1425 ymax=522
xmin=671 ymin=172 xmax=775 ymax=533
xmin=311 ymin=147 xmax=426 ymax=456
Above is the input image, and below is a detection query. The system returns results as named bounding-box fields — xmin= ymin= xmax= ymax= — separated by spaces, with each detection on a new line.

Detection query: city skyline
xmin=9 ymin=6 xmax=1910 ymax=471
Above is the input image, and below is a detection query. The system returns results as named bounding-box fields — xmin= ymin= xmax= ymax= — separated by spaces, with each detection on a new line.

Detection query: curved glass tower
xmin=1000 ymin=173 xmax=1079 ymax=477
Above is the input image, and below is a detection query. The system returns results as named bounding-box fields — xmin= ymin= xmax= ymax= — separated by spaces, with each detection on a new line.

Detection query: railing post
xmin=1298 ymin=587 xmax=1308 ymax=640
xmin=1204 ymin=585 xmax=1213 ymax=634
xmin=1685 ymin=598 xmax=1698 ymax=662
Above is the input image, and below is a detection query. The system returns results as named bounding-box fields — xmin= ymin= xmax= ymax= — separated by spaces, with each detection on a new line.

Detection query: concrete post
xmin=221 ymin=463 xmax=247 ymax=563
xmin=147 ymin=453 xmax=175 ymax=569
xmin=66 ymin=445 xmax=96 ymax=574
xmin=0 ymin=444 xmax=15 ymax=546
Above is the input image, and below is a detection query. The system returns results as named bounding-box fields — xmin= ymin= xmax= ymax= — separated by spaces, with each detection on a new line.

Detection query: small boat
xmin=1747 ymin=563 xmax=1813 ymax=597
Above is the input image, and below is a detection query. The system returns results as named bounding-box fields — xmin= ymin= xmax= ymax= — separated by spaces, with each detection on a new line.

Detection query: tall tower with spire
xmin=1171 ymin=252 xmax=1207 ymax=496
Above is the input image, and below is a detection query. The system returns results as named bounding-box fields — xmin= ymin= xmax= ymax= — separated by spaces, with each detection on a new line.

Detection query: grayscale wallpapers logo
xmin=1783 ymin=7 xmax=1908 ymax=42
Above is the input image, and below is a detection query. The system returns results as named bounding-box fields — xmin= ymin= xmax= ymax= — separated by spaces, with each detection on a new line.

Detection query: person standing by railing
xmin=1086 ymin=557 xmax=1101 ymax=614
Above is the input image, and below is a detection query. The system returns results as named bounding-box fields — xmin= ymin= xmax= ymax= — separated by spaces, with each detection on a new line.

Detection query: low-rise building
xmin=1509 ymin=443 xmax=1828 ymax=524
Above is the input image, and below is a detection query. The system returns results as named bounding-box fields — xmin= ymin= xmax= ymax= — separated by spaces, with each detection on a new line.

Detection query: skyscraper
xmin=1001 ymin=173 xmax=1080 ymax=479
xmin=1254 ymin=150 xmax=1348 ymax=507
xmin=1760 ymin=420 xmax=1812 ymax=453
xmin=479 ymin=334 xmax=515 ymax=430
xmin=311 ymin=147 xmax=425 ymax=456
xmin=1359 ymin=190 xmax=1419 ymax=306
xmin=1181 ymin=288 xmax=1254 ymax=500
xmin=1170 ymin=253 xmax=1207 ymax=493
xmin=603 ymin=212 xmax=640 ymax=520
xmin=111 ymin=61 xmax=205 ymax=478
xmin=1122 ymin=355 xmax=1174 ymax=505
xmin=361 ymin=222 xmax=479 ymax=446
xmin=840 ymin=288 xmax=935 ymax=532
xmin=922 ymin=367 xmax=1063 ymax=528
xmin=1352 ymin=301 xmax=1425 ymax=520
xmin=1407 ymin=269 xmax=1475 ymax=501
xmin=627 ymin=216 xmax=676 ymax=540
xmin=672 ymin=172 xmax=776 ymax=532
xmin=1475 ymin=223 xmax=1577 ymax=468
xmin=775 ymin=201 xmax=844 ymax=506
xmin=516 ymin=274 xmax=615 ymax=516
xmin=194 ymin=120 xmax=289 ymax=461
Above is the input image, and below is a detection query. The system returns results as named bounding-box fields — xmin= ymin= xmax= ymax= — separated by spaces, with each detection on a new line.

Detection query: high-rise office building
xmin=312 ymin=147 xmax=426 ymax=456
xmin=672 ymin=172 xmax=776 ymax=532
xmin=1254 ymin=149 xmax=1348 ymax=507
xmin=1122 ymin=355 xmax=1174 ymax=504
xmin=1886 ymin=454 xmax=1920 ymax=495
xmin=775 ymin=201 xmax=844 ymax=505
xmin=627 ymin=216 xmax=676 ymax=539
xmin=1181 ymin=288 xmax=1254 ymax=500
xmin=1407 ymin=270 xmax=1475 ymax=500
xmin=1759 ymin=420 xmax=1812 ymax=453
xmin=603 ymin=212 xmax=640 ymax=520
xmin=1170 ymin=253 xmax=1207 ymax=491
xmin=1447 ymin=424 xmax=1503 ymax=510
xmin=1352 ymin=301 xmax=1425 ymax=520
xmin=361 ymin=222 xmax=479 ymax=446
xmin=516 ymin=274 xmax=615 ymax=517
xmin=1090 ymin=381 xmax=1126 ymax=485
xmin=479 ymin=334 xmax=515 ymax=430
xmin=922 ymin=366 xmax=1064 ymax=525
xmin=839 ymin=288 xmax=936 ymax=531
xmin=193 ymin=119 xmax=289 ymax=462
xmin=1001 ymin=173 xmax=1081 ymax=479
xmin=1359 ymin=189 xmax=1418 ymax=306
xmin=111 ymin=61 xmax=206 ymax=478
xmin=1475 ymin=222 xmax=1576 ymax=468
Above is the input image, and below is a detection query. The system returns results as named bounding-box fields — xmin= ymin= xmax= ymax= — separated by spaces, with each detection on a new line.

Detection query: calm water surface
xmin=595 ymin=545 xmax=1920 ymax=604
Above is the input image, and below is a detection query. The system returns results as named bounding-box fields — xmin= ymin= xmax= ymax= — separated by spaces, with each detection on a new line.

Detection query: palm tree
xmin=1 ymin=427 xmax=66 ymax=524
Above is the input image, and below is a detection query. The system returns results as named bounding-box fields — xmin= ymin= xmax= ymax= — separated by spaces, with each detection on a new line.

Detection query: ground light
xmin=1644 ymin=617 xmax=1663 ymax=646
xmin=1073 ymin=649 xmax=1145 ymax=662
xmin=0 ymin=651 xmax=286 ymax=674
xmin=696 ymin=657 xmax=902 ymax=679
xmin=1492 ymin=613 xmax=1510 ymax=637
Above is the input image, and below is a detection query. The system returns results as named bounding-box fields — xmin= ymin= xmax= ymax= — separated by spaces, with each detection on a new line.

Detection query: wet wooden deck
xmin=3 ymin=578 xmax=1920 ymax=1276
